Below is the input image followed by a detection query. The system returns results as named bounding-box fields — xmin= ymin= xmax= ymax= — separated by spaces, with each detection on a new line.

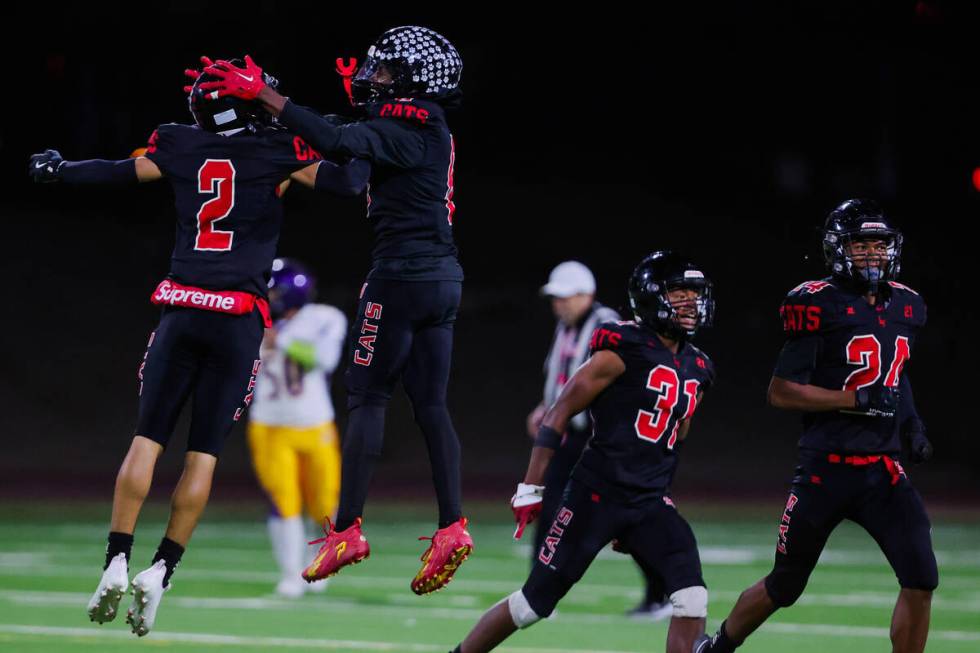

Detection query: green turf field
xmin=0 ymin=501 xmax=977 ymax=652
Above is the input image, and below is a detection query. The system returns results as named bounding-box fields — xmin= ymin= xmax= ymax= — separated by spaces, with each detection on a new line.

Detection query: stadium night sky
xmin=2 ymin=2 xmax=978 ymax=499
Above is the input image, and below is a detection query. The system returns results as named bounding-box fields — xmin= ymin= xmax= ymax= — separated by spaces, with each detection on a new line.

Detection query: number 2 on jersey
xmin=843 ymin=334 xmax=910 ymax=390
xmin=195 ymin=159 xmax=236 ymax=251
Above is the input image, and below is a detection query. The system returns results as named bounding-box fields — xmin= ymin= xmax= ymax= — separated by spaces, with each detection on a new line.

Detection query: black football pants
xmin=532 ymin=428 xmax=667 ymax=604
xmin=764 ymin=450 xmax=939 ymax=607
xmin=336 ymin=279 xmax=463 ymax=530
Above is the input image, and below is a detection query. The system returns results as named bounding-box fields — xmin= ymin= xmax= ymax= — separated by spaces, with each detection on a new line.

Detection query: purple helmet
xmin=268 ymin=258 xmax=316 ymax=318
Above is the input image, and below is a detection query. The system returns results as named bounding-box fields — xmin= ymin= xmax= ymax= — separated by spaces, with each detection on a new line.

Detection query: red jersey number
xmin=635 ymin=365 xmax=680 ymax=447
xmin=195 ymin=159 xmax=236 ymax=251
xmin=843 ymin=334 xmax=911 ymax=391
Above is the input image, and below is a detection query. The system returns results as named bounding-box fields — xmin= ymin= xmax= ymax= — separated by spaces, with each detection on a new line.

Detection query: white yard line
xmin=0 ymin=624 xmax=637 ymax=653
xmin=0 ymin=621 xmax=978 ymax=649
xmin=3 ymin=588 xmax=980 ymax=626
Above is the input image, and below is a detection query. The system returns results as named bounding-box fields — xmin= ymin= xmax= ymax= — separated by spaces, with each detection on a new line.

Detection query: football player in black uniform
xmin=695 ymin=200 xmax=936 ymax=653
xmin=194 ymin=26 xmax=473 ymax=594
xmin=450 ymin=252 xmax=716 ymax=653
xmin=29 ymin=63 xmax=368 ymax=637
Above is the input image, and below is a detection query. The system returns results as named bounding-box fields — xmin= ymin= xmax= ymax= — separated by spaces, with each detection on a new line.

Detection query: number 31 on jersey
xmin=634 ymin=365 xmax=700 ymax=450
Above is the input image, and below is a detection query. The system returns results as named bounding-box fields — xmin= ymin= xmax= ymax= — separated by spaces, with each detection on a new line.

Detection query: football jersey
xmin=572 ymin=321 xmax=716 ymax=502
xmin=250 ymin=304 xmax=348 ymax=427
xmin=773 ymin=278 xmax=927 ymax=454
xmin=278 ymin=98 xmax=462 ymax=282
xmin=143 ymin=124 xmax=322 ymax=296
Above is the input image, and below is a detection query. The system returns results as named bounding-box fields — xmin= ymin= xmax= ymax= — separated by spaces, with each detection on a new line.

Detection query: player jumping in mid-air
xmin=29 ymin=62 xmax=367 ymax=636
xmin=696 ymin=199 xmax=936 ymax=653
xmin=451 ymin=251 xmax=716 ymax=653
xmin=194 ymin=26 xmax=472 ymax=594
xmin=248 ymin=258 xmax=347 ymax=598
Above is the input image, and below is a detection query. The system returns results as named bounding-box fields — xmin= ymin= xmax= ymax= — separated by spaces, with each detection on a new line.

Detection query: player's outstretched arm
xmin=29 ymin=149 xmax=162 ymax=184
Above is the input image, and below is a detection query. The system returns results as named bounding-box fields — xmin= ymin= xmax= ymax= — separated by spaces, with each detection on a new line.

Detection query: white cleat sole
xmin=87 ymin=585 xmax=125 ymax=624
xmin=87 ymin=553 xmax=128 ymax=624
xmin=125 ymin=559 xmax=167 ymax=638
xmin=126 ymin=583 xmax=152 ymax=637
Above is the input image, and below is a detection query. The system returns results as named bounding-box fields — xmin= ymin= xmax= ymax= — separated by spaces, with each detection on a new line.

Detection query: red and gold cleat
xmin=411 ymin=517 xmax=474 ymax=595
xmin=302 ymin=517 xmax=370 ymax=583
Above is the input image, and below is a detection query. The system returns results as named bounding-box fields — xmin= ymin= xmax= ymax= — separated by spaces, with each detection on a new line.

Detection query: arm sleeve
xmin=314 ymin=159 xmax=371 ymax=196
xmin=59 ymin=159 xmax=138 ymax=185
xmin=279 ymin=100 xmax=425 ymax=168
xmin=898 ymin=374 xmax=921 ymax=426
xmin=772 ymin=335 xmax=821 ymax=384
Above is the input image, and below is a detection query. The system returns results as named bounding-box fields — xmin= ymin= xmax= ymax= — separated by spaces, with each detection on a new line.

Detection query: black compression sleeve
xmin=59 ymin=159 xmax=138 ymax=185
xmin=314 ymin=159 xmax=370 ymax=196
xmin=279 ymin=101 xmax=342 ymax=154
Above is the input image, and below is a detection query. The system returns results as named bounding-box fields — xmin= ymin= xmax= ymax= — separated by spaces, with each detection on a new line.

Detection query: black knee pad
xmin=764 ymin=570 xmax=807 ymax=608
xmin=520 ymin=575 xmax=569 ymax=619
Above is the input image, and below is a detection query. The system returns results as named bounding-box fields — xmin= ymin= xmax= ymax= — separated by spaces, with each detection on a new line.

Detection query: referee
xmin=527 ymin=261 xmax=672 ymax=620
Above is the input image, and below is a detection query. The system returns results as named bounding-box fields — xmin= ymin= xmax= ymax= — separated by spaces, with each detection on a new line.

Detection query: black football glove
xmin=29 ymin=149 xmax=65 ymax=183
xmin=902 ymin=418 xmax=933 ymax=465
xmin=854 ymin=385 xmax=900 ymax=418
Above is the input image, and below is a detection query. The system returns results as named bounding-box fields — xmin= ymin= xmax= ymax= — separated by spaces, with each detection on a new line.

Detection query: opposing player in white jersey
xmin=248 ymin=258 xmax=348 ymax=598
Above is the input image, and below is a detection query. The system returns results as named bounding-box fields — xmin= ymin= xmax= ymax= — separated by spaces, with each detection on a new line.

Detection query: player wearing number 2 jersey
xmin=28 ymin=61 xmax=368 ymax=637
xmin=451 ymin=251 xmax=716 ymax=653
xmin=195 ymin=27 xmax=473 ymax=594
xmin=697 ymin=200 xmax=937 ymax=653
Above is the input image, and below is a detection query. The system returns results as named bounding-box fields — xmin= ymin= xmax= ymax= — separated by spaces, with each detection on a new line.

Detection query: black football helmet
xmin=628 ymin=251 xmax=715 ymax=339
xmin=351 ymin=26 xmax=462 ymax=105
xmin=822 ymin=198 xmax=903 ymax=293
xmin=188 ymin=59 xmax=280 ymax=134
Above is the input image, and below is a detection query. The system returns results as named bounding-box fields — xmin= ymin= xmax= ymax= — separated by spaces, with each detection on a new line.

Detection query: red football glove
xmin=511 ymin=483 xmax=544 ymax=540
xmin=182 ymin=56 xmax=215 ymax=93
xmin=198 ymin=55 xmax=267 ymax=100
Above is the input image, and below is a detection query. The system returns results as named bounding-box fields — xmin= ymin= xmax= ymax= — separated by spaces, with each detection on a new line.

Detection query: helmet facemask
xmin=824 ymin=228 xmax=903 ymax=294
xmin=631 ymin=273 xmax=715 ymax=340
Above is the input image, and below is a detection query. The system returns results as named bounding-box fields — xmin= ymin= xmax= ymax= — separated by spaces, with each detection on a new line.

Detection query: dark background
xmin=2 ymin=1 xmax=978 ymax=508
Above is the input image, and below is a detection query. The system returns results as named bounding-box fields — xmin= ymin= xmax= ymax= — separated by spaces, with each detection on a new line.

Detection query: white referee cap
xmin=540 ymin=261 xmax=596 ymax=298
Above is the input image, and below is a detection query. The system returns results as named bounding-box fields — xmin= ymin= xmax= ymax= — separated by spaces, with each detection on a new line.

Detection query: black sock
xmin=712 ymin=620 xmax=741 ymax=652
xmin=152 ymin=537 xmax=185 ymax=587
xmin=105 ymin=532 xmax=134 ymax=570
